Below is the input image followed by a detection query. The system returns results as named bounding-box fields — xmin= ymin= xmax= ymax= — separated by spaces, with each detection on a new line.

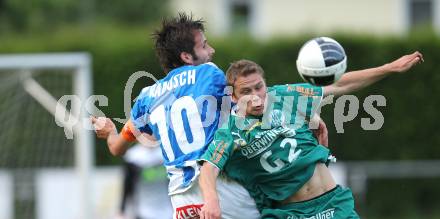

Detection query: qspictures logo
xmin=56 ymin=69 xmax=387 ymax=140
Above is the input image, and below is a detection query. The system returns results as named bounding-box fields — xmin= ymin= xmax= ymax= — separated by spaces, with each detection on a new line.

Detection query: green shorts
xmin=261 ymin=185 xmax=360 ymax=219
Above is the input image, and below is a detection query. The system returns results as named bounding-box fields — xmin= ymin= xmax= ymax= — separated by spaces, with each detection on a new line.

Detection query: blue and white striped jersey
xmin=131 ymin=62 xmax=229 ymax=195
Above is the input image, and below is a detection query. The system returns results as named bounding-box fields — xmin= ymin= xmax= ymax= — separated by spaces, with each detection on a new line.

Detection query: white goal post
xmin=0 ymin=53 xmax=94 ymax=219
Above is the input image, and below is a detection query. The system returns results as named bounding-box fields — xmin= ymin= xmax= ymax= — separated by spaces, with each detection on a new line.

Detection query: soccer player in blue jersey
xmin=92 ymin=13 xmax=262 ymax=219
xmin=199 ymin=54 xmax=423 ymax=219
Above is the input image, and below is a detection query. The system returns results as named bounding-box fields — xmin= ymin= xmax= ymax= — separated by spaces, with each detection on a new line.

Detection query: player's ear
xmin=180 ymin=52 xmax=193 ymax=65
xmin=231 ymin=92 xmax=238 ymax=103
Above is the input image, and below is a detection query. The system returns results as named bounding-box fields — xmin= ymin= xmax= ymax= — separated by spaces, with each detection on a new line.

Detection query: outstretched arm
xmin=324 ymin=51 xmax=423 ymax=96
xmin=92 ymin=117 xmax=158 ymax=155
xmin=199 ymin=162 xmax=222 ymax=219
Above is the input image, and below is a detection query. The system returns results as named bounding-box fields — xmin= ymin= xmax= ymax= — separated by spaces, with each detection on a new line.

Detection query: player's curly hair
xmin=152 ymin=12 xmax=205 ymax=73
xmin=226 ymin=59 xmax=265 ymax=86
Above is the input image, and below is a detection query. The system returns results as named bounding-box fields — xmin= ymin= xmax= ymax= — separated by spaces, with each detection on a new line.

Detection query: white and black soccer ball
xmin=296 ymin=37 xmax=347 ymax=86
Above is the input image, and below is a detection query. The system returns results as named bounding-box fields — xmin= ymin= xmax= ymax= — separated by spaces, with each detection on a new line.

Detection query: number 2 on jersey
xmin=260 ymin=137 xmax=301 ymax=173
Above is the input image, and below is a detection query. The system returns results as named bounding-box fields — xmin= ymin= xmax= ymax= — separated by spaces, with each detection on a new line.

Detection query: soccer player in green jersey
xmin=199 ymin=53 xmax=423 ymax=219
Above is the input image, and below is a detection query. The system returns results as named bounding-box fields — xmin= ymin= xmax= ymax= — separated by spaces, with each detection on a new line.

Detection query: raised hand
xmin=91 ymin=116 xmax=117 ymax=139
xmin=384 ymin=51 xmax=424 ymax=73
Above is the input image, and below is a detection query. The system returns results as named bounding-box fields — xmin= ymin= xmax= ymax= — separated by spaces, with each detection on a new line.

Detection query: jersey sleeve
xmin=209 ymin=65 xmax=227 ymax=98
xmin=198 ymin=62 xmax=227 ymax=98
xmin=199 ymin=124 xmax=235 ymax=170
xmin=130 ymin=90 xmax=153 ymax=135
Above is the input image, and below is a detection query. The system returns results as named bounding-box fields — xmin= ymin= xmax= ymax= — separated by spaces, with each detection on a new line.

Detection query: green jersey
xmin=201 ymin=83 xmax=330 ymax=211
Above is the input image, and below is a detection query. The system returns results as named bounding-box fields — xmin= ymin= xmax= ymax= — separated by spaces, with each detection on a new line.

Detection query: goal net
xmin=0 ymin=53 xmax=94 ymax=219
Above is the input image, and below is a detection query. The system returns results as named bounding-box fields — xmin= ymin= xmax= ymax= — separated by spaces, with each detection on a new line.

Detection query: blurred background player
xmin=117 ymin=144 xmax=172 ymax=219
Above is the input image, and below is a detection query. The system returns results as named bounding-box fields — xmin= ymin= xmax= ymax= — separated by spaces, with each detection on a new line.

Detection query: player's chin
xmin=251 ymin=106 xmax=265 ymax=116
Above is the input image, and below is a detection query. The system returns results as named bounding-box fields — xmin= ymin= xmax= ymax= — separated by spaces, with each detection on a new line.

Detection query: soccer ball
xmin=296 ymin=37 xmax=347 ymax=86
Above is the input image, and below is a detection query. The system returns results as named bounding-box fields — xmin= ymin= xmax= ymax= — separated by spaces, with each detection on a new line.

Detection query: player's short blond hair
xmin=226 ymin=59 xmax=265 ymax=86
